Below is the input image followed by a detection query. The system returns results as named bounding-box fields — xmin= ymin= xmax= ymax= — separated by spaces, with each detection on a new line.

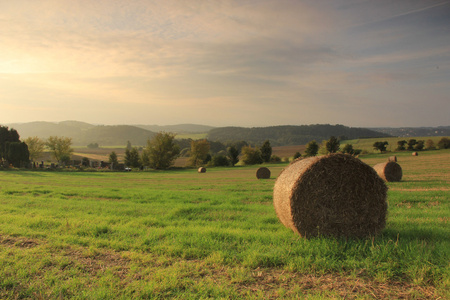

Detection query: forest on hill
xmin=6 ymin=121 xmax=449 ymax=148
xmin=207 ymin=124 xmax=390 ymax=146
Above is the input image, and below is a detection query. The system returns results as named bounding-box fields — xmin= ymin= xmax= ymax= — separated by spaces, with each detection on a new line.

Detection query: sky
xmin=1 ymin=0 xmax=449 ymax=128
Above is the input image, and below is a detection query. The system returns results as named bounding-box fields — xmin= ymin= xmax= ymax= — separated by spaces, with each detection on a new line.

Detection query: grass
xmin=0 ymin=150 xmax=449 ymax=299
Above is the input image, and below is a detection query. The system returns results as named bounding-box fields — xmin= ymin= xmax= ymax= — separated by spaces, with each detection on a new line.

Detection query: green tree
xmin=227 ymin=141 xmax=248 ymax=153
xmin=210 ymin=155 xmax=229 ymax=167
xmin=414 ymin=140 xmax=425 ymax=151
xmin=6 ymin=142 xmax=30 ymax=167
xmin=87 ymin=143 xmax=99 ymax=149
xmin=437 ymin=137 xmax=450 ymax=149
xmin=82 ymin=157 xmax=90 ymax=167
xmin=142 ymin=132 xmax=180 ymax=170
xmin=109 ymin=151 xmax=119 ymax=169
xmin=425 ymin=139 xmax=435 ymax=150
xmin=293 ymin=152 xmax=302 ymax=160
xmin=373 ymin=141 xmax=388 ymax=153
xmin=325 ymin=136 xmax=340 ymax=154
xmin=189 ymin=139 xmax=210 ymax=167
xmin=407 ymin=139 xmax=417 ymax=151
xmin=227 ymin=146 xmax=240 ymax=166
xmin=260 ymin=140 xmax=272 ymax=163
xmin=0 ymin=126 xmax=20 ymax=161
xmin=24 ymin=136 xmax=45 ymax=162
xmin=241 ymin=146 xmax=263 ymax=165
xmin=125 ymin=147 xmax=141 ymax=168
xmin=46 ymin=136 xmax=74 ymax=162
xmin=126 ymin=141 xmax=132 ymax=151
xmin=304 ymin=140 xmax=319 ymax=157
xmin=342 ymin=144 xmax=355 ymax=155
xmin=396 ymin=140 xmax=407 ymax=151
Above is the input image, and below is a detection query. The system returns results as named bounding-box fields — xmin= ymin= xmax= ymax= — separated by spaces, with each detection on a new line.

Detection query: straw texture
xmin=373 ymin=162 xmax=402 ymax=182
xmin=256 ymin=167 xmax=271 ymax=179
xmin=273 ymin=154 xmax=387 ymax=238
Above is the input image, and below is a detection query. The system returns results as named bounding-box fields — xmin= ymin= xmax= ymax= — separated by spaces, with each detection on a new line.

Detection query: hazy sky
xmin=1 ymin=0 xmax=449 ymax=127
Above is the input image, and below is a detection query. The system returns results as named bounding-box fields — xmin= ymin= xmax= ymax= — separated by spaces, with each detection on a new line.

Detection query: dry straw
xmin=198 ymin=167 xmax=206 ymax=173
xmin=412 ymin=152 xmax=419 ymax=156
xmin=256 ymin=167 xmax=271 ymax=179
xmin=273 ymin=154 xmax=387 ymax=238
xmin=373 ymin=161 xmax=402 ymax=182
xmin=388 ymin=156 xmax=397 ymax=162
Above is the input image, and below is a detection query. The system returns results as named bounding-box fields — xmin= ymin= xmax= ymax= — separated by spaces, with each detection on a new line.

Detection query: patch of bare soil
xmin=237 ymin=268 xmax=440 ymax=299
xmin=0 ymin=234 xmax=443 ymax=299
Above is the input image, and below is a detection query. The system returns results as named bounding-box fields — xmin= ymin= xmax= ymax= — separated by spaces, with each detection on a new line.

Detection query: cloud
xmin=0 ymin=0 xmax=449 ymax=127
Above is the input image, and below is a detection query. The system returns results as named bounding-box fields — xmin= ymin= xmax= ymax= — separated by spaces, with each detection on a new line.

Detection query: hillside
xmin=5 ymin=121 xmax=449 ymax=148
xmin=371 ymin=126 xmax=450 ymax=137
xmin=135 ymin=124 xmax=215 ymax=134
xmin=207 ymin=124 xmax=390 ymax=146
xmin=4 ymin=121 xmax=156 ymax=146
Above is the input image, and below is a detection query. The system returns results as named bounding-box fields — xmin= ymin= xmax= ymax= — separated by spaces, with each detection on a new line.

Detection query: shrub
xmin=241 ymin=146 xmax=263 ymax=165
xmin=211 ymin=155 xmax=229 ymax=167
xmin=269 ymin=155 xmax=281 ymax=163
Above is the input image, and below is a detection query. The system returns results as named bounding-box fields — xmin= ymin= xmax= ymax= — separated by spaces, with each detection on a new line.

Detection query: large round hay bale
xmin=388 ymin=156 xmax=397 ymax=162
xmin=256 ymin=167 xmax=271 ymax=179
xmin=198 ymin=167 xmax=206 ymax=173
xmin=412 ymin=152 xmax=418 ymax=156
xmin=373 ymin=161 xmax=402 ymax=182
xmin=273 ymin=154 xmax=387 ymax=238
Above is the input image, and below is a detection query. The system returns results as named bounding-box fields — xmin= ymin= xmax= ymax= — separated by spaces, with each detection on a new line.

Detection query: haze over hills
xmin=206 ymin=125 xmax=390 ymax=146
xmin=135 ymin=124 xmax=215 ymax=134
xmin=2 ymin=121 xmax=449 ymax=147
xmin=369 ymin=126 xmax=450 ymax=138
xmin=4 ymin=121 xmax=156 ymax=146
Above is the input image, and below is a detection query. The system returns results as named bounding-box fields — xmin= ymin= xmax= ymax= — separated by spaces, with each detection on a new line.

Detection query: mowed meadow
xmin=0 ymin=150 xmax=449 ymax=299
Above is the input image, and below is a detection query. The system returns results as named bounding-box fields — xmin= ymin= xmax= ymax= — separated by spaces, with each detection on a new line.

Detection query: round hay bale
xmin=198 ymin=167 xmax=206 ymax=173
xmin=373 ymin=161 xmax=402 ymax=182
xmin=388 ymin=156 xmax=397 ymax=162
xmin=256 ymin=167 xmax=271 ymax=179
xmin=412 ymin=152 xmax=418 ymax=156
xmin=273 ymin=154 xmax=387 ymax=238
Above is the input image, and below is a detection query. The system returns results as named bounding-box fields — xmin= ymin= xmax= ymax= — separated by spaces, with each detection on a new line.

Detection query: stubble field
xmin=0 ymin=150 xmax=449 ymax=299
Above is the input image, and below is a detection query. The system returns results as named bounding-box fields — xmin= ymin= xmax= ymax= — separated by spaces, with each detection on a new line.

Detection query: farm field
xmin=0 ymin=150 xmax=449 ymax=299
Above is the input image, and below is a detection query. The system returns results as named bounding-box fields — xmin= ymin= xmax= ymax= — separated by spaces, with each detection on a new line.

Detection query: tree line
xmin=372 ymin=138 xmax=450 ymax=152
xmin=2 ymin=124 xmax=449 ymax=170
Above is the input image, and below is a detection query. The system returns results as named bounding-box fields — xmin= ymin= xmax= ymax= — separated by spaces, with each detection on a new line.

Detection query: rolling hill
xmin=207 ymin=124 xmax=391 ymax=146
xmin=4 ymin=121 xmax=448 ymax=148
xmin=4 ymin=121 xmax=156 ymax=146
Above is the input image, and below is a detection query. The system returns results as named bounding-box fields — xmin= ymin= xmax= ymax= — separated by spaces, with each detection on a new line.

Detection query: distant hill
xmin=4 ymin=121 xmax=447 ymax=148
xmin=207 ymin=124 xmax=391 ymax=146
xmin=370 ymin=126 xmax=450 ymax=137
xmin=4 ymin=121 xmax=156 ymax=146
xmin=135 ymin=124 xmax=216 ymax=134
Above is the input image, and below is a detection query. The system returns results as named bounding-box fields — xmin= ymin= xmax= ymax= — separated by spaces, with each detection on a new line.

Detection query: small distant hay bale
xmin=412 ymin=152 xmax=418 ymax=156
xmin=198 ymin=167 xmax=206 ymax=173
xmin=373 ymin=161 xmax=402 ymax=182
xmin=256 ymin=167 xmax=271 ymax=179
xmin=388 ymin=156 xmax=397 ymax=162
xmin=273 ymin=154 xmax=387 ymax=238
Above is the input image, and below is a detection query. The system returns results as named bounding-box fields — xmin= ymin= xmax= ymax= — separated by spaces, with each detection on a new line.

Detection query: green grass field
xmin=0 ymin=150 xmax=449 ymax=299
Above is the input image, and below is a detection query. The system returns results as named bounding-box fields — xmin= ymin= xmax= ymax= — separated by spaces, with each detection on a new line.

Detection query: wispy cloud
xmin=0 ymin=0 xmax=449 ymax=127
